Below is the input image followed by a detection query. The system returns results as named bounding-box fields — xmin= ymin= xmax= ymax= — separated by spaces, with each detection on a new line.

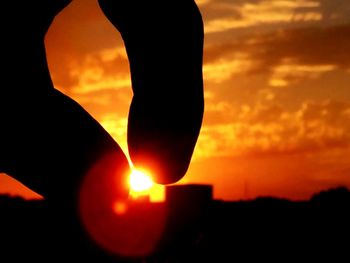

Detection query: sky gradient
xmin=1 ymin=0 xmax=350 ymax=201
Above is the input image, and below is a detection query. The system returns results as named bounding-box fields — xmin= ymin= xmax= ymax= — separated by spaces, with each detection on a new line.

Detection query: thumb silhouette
xmin=98 ymin=0 xmax=204 ymax=184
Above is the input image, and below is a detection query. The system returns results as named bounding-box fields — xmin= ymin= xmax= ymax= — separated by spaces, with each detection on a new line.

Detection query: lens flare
xmin=113 ymin=201 xmax=128 ymax=215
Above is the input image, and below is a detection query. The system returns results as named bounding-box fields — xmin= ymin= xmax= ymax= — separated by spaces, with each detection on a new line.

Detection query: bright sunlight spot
xmin=129 ymin=169 xmax=154 ymax=194
xmin=128 ymin=168 xmax=165 ymax=202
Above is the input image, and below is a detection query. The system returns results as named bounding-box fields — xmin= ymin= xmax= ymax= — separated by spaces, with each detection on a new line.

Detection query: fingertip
xmin=130 ymin=154 xmax=190 ymax=185
xmin=154 ymin=165 xmax=188 ymax=185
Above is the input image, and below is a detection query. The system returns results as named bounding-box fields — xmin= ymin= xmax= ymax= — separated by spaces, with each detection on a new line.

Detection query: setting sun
xmin=129 ymin=169 xmax=154 ymax=194
xmin=127 ymin=168 xmax=165 ymax=202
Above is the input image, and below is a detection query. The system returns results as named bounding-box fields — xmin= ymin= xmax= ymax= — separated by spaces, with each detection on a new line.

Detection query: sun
xmin=129 ymin=169 xmax=154 ymax=194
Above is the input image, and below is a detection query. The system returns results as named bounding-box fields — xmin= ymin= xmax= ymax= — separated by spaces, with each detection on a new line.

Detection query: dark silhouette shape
xmin=0 ymin=0 xmax=204 ymax=259
xmin=1 ymin=186 xmax=349 ymax=261
xmin=0 ymin=0 xmax=130 ymax=214
xmin=1 ymin=0 xmax=204 ymax=198
xmin=159 ymin=184 xmax=213 ymax=257
xmin=98 ymin=0 xmax=204 ymax=184
xmin=310 ymin=186 xmax=350 ymax=206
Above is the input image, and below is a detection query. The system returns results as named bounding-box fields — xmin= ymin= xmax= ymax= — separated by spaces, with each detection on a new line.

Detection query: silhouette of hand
xmin=99 ymin=0 xmax=204 ymax=184
xmin=0 ymin=0 xmax=203 ymax=207
xmin=0 ymin=0 xmax=130 ymax=206
xmin=0 ymin=0 xmax=204 ymax=258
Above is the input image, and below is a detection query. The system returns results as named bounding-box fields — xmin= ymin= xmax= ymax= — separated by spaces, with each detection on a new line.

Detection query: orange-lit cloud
xmin=203 ymin=0 xmax=321 ymax=33
xmin=200 ymin=0 xmax=350 ymax=32
xmin=204 ymin=25 xmax=350 ymax=74
xmin=67 ymin=47 xmax=130 ymax=94
xmin=196 ymin=99 xmax=350 ymax=159
xmin=183 ymin=0 xmax=350 ymax=200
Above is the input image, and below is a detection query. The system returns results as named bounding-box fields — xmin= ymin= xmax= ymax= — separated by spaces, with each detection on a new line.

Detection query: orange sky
xmin=1 ymin=0 xmax=350 ymax=201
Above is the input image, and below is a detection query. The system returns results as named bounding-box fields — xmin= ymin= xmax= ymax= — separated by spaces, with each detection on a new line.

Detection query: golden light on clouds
xmin=195 ymin=100 xmax=350 ymax=158
xmin=195 ymin=0 xmax=211 ymax=5
xmin=204 ymin=0 xmax=322 ymax=33
xmin=68 ymin=48 xmax=131 ymax=94
xmin=269 ymin=62 xmax=337 ymax=87
xmin=203 ymin=55 xmax=252 ymax=82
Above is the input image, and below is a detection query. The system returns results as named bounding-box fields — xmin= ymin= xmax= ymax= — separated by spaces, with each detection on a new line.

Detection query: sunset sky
xmin=1 ymin=0 xmax=350 ymax=201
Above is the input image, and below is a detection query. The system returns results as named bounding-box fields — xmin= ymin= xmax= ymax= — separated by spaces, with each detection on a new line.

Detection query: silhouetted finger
xmin=98 ymin=0 xmax=204 ymax=184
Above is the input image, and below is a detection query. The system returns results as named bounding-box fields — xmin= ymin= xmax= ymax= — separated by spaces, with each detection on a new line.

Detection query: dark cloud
xmin=201 ymin=0 xmax=350 ymax=24
xmin=199 ymin=0 xmax=243 ymax=21
xmin=252 ymin=25 xmax=350 ymax=73
xmin=317 ymin=0 xmax=350 ymax=23
xmin=204 ymin=24 xmax=350 ymax=73
xmin=204 ymin=40 xmax=241 ymax=64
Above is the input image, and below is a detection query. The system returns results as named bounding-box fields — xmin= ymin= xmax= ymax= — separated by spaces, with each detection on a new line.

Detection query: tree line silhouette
xmin=0 ymin=186 xmax=349 ymax=262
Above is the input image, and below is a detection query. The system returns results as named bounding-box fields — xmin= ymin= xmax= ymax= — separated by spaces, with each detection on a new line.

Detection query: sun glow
xmin=129 ymin=169 xmax=154 ymax=199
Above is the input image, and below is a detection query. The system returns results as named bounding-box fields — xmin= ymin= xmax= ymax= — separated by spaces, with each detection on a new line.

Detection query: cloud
xmin=252 ymin=25 xmax=350 ymax=72
xmin=198 ymin=2 xmax=350 ymax=166
xmin=194 ymin=99 xmax=350 ymax=160
xmin=203 ymin=24 xmax=350 ymax=92
xmin=67 ymin=47 xmax=131 ymax=94
xmin=72 ymin=87 xmax=132 ymax=118
xmin=201 ymin=1 xmax=350 ymax=91
xmin=269 ymin=62 xmax=336 ymax=87
xmin=195 ymin=0 xmax=213 ymax=6
xmin=200 ymin=0 xmax=350 ymax=34
xmin=206 ymin=24 xmax=350 ymax=68
xmin=46 ymin=0 xmax=127 ymax=92
xmin=201 ymin=0 xmax=323 ymax=33
xmin=203 ymin=53 xmax=253 ymax=83
xmin=48 ymin=43 xmax=131 ymax=94
xmin=316 ymin=0 xmax=350 ymax=22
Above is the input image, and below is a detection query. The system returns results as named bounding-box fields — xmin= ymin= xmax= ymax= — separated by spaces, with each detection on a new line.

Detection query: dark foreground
xmin=0 ymin=186 xmax=349 ymax=262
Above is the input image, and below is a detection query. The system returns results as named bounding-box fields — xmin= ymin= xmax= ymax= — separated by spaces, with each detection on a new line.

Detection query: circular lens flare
xmin=113 ymin=201 xmax=128 ymax=215
xmin=129 ymin=169 xmax=154 ymax=193
xmin=79 ymin=156 xmax=166 ymax=259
